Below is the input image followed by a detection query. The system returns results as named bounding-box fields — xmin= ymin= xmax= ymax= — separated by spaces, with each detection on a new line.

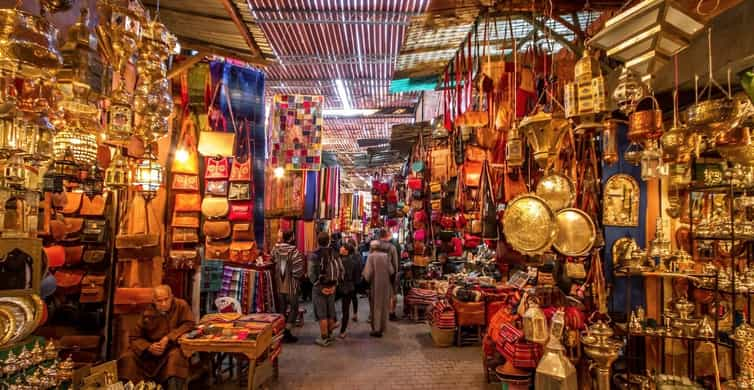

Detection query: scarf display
xmin=295 ymin=220 xmax=317 ymax=254
xmin=430 ymin=300 xmax=457 ymax=330
xmin=318 ymin=166 xmax=340 ymax=219
xmin=264 ymin=170 xmax=305 ymax=217
xmin=219 ymin=265 xmax=275 ymax=313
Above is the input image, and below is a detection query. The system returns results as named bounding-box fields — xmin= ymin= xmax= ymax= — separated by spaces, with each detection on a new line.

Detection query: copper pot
xmin=628 ymin=96 xmax=663 ymax=143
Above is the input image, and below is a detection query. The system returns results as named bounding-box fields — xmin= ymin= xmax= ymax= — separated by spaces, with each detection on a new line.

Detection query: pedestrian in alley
xmin=337 ymin=241 xmax=362 ymax=338
xmin=363 ymin=240 xmax=394 ymax=337
xmin=378 ymin=229 xmax=400 ymax=321
xmin=309 ymin=232 xmax=344 ymax=346
xmin=272 ymin=230 xmax=305 ymax=343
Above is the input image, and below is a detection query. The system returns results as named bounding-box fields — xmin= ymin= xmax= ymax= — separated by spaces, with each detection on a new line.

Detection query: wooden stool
xmin=456 ymin=325 xmax=483 ymax=346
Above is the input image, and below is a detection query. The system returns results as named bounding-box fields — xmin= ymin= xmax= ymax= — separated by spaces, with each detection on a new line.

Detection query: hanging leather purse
xmin=205 ymin=240 xmax=230 ymax=260
xmin=83 ymin=248 xmax=107 ymax=264
xmin=115 ymin=194 xmax=160 ymax=259
xmin=476 ymin=126 xmax=501 ymax=150
xmin=82 ymin=219 xmax=107 ymax=244
xmin=168 ymin=249 xmax=199 ymax=270
xmin=407 ymin=176 xmax=423 ymax=190
xmin=80 ymin=274 xmax=107 ymax=303
xmin=44 ymin=245 xmax=65 ymax=268
xmin=229 ymin=241 xmax=257 ymax=263
xmin=203 ymin=220 xmax=231 ymax=239
xmin=230 ymin=122 xmax=252 ymax=181
xmin=201 ymin=196 xmax=230 ymax=219
xmin=54 ymin=269 xmax=85 ymax=295
xmin=62 ymin=217 xmax=84 ymax=241
xmin=171 ymin=211 xmax=200 ymax=228
xmin=430 ymin=146 xmax=452 ymax=182
xmin=228 ymin=182 xmax=251 ymax=201
xmin=80 ymin=194 xmax=106 ymax=216
xmin=466 ymin=145 xmax=491 ymax=162
xmin=480 ymin=161 xmax=499 ymax=239
xmin=205 ymin=180 xmax=228 ymax=196
xmin=172 ymin=173 xmax=199 ymax=192
xmin=171 ymin=114 xmax=200 ymax=174
xmin=174 ymin=193 xmax=201 ymax=212
xmin=232 ymin=223 xmax=255 ymax=241
xmin=171 ymin=227 xmax=199 ymax=243
xmin=62 ymin=192 xmax=83 ymax=215
xmin=198 ymin=82 xmax=237 ymax=157
xmin=51 ymin=192 xmax=68 ymax=210
xmin=228 ymin=202 xmax=252 ymax=221
xmin=205 ymin=157 xmax=230 ymax=180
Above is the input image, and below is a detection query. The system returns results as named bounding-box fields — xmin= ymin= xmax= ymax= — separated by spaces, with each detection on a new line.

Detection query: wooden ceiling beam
xmin=175 ymin=36 xmax=270 ymax=67
xmin=217 ymin=0 xmax=263 ymax=58
xmin=552 ymin=14 xmax=585 ymax=41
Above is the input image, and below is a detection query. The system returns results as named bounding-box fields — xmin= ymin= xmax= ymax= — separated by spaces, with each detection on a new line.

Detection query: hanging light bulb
xmin=274 ymin=166 xmax=285 ymax=178
xmin=175 ymin=147 xmax=189 ymax=163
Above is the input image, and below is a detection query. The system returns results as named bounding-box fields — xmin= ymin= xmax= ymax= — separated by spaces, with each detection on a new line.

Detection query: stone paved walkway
xmin=210 ymin=296 xmax=496 ymax=390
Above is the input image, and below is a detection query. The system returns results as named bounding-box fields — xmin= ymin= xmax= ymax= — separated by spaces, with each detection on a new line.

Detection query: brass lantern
xmin=564 ymin=48 xmax=608 ymax=129
xmin=53 ymin=124 xmax=98 ymax=166
xmin=640 ymin=141 xmax=667 ymax=180
xmin=506 ymin=125 xmax=524 ymax=167
xmin=82 ymin=165 xmax=104 ymax=197
xmin=612 ymin=67 xmax=647 ymax=115
xmin=107 ymin=83 xmax=133 ymax=143
xmin=42 ymin=161 xmax=64 ymax=193
xmin=588 ymin=0 xmax=705 ymax=75
xmin=535 ymin=337 xmax=577 ymax=390
xmin=602 ymin=118 xmax=624 ymax=166
xmin=133 ymin=146 xmax=162 ymax=199
xmin=523 ymin=297 xmax=548 ymax=344
xmin=520 ymin=110 xmax=569 ymax=168
xmin=105 ymin=148 xmax=130 ymax=189
xmin=3 ymin=154 xmax=27 ymax=187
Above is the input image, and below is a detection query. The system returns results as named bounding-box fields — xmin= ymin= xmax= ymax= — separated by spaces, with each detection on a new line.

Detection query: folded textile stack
xmin=236 ymin=313 xmax=285 ymax=361
xmin=430 ymin=300 xmax=456 ymax=329
xmin=406 ymin=287 xmax=438 ymax=306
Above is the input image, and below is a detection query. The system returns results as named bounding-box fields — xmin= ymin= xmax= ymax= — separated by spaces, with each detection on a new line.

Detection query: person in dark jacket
xmin=337 ymin=242 xmax=361 ymax=338
xmin=379 ymin=229 xmax=400 ymax=321
xmin=272 ymin=230 xmax=305 ymax=343
xmin=308 ymin=232 xmax=343 ymax=346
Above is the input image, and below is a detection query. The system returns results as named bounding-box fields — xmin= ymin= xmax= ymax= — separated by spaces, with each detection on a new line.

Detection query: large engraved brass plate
xmin=536 ymin=173 xmax=575 ymax=211
xmin=553 ymin=208 xmax=596 ymax=257
xmin=603 ymin=174 xmax=639 ymax=227
xmin=502 ymin=194 xmax=557 ymax=256
xmin=0 ymin=306 xmax=15 ymax=347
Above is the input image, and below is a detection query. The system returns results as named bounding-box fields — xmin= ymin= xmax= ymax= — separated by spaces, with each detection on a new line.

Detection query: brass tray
xmin=0 ymin=294 xmax=43 ymax=344
xmin=502 ymin=194 xmax=557 ymax=256
xmin=553 ymin=208 xmax=596 ymax=257
xmin=0 ymin=306 xmax=16 ymax=347
xmin=535 ymin=173 xmax=575 ymax=211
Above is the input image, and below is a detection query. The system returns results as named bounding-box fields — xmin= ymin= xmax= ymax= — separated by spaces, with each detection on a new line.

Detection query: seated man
xmin=118 ymin=285 xmax=195 ymax=390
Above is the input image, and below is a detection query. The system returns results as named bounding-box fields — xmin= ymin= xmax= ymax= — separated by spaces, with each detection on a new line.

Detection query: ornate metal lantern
xmin=105 ymin=148 xmax=130 ymax=189
xmin=520 ymin=110 xmax=569 ymax=168
xmin=42 ymin=161 xmax=64 ymax=193
xmin=640 ymin=141 xmax=667 ymax=180
xmin=133 ymin=146 xmax=162 ymax=199
xmin=612 ymin=67 xmax=647 ymax=115
xmin=564 ymin=48 xmax=607 ymax=130
xmin=53 ymin=124 xmax=98 ymax=166
xmin=107 ymin=83 xmax=133 ymax=143
xmin=82 ymin=165 xmax=104 ymax=197
xmin=3 ymin=154 xmax=26 ymax=187
xmin=506 ymin=126 xmax=524 ymax=167
xmin=535 ymin=338 xmax=577 ymax=390
xmin=602 ymin=118 xmax=624 ymax=166
xmin=523 ymin=297 xmax=548 ymax=344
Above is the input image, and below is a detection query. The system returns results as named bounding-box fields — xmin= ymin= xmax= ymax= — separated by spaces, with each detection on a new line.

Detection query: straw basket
xmin=431 ymin=325 xmax=455 ymax=347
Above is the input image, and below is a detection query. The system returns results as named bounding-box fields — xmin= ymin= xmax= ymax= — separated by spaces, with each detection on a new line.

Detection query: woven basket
xmin=431 ymin=325 xmax=455 ymax=347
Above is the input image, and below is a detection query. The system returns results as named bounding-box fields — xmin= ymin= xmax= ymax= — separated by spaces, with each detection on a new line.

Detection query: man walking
xmin=272 ymin=230 xmax=305 ymax=343
xmin=364 ymin=240 xmax=394 ymax=337
xmin=308 ymin=232 xmax=343 ymax=346
xmin=378 ymin=229 xmax=400 ymax=321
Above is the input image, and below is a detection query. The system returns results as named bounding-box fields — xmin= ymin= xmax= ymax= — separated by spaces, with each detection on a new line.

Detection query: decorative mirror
xmin=603 ymin=174 xmax=640 ymax=227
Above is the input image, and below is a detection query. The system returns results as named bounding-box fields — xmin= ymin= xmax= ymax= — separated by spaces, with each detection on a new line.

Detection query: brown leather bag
xmin=54 ymin=269 xmax=85 ymax=295
xmin=80 ymin=194 xmax=106 ymax=216
xmin=64 ymin=245 xmax=84 ymax=265
xmin=168 ymin=249 xmax=199 ymax=269
xmin=201 ymin=196 xmax=229 ymax=219
xmin=115 ymin=194 xmax=160 ymax=259
xmin=232 ymin=223 xmax=255 ymax=241
xmin=172 ymin=173 xmax=200 ymax=191
xmin=62 ymin=218 xmax=84 ymax=241
xmin=230 ymin=241 xmax=257 ymax=264
xmin=51 ymin=192 xmax=68 ymax=209
xmin=113 ymin=287 xmax=154 ymax=314
xmin=465 ymin=145 xmax=490 ymax=162
xmin=172 ymin=227 xmax=199 ymax=243
xmin=44 ymin=245 xmax=66 ymax=268
xmin=203 ymin=220 xmax=231 ymax=239
xmin=174 ymin=193 xmax=201 ymax=212
xmin=205 ymin=240 xmax=230 ymax=260
xmin=171 ymin=211 xmax=200 ymax=228
xmin=476 ymin=126 xmax=501 ymax=150
xmin=80 ymin=274 xmax=107 ymax=303
xmin=62 ymin=192 xmax=83 ymax=215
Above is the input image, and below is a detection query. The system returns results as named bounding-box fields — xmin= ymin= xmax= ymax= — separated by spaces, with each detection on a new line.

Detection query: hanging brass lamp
xmin=519 ymin=109 xmax=569 ymax=168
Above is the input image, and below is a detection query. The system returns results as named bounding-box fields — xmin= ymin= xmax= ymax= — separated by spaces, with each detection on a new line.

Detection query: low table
xmin=179 ymin=314 xmax=274 ymax=390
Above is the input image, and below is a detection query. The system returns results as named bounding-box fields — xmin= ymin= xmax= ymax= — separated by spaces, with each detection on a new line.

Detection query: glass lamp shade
xmin=107 ymin=84 xmax=133 ymax=142
xmin=3 ymin=154 xmax=27 ymax=186
xmin=523 ymin=301 xmax=548 ymax=344
xmin=588 ymin=0 xmax=704 ymax=73
xmin=82 ymin=165 xmax=104 ymax=196
xmin=105 ymin=148 xmax=130 ymax=189
xmin=133 ymin=149 xmax=162 ymax=197
xmin=57 ymin=8 xmax=109 ymax=106
xmin=52 ymin=147 xmax=79 ymax=180
xmin=53 ymin=126 xmax=97 ymax=165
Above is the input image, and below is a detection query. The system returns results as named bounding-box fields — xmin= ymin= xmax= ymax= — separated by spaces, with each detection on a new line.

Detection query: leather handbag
xmin=464 ymin=233 xmax=482 ymax=248
xmin=430 ymin=147 xmax=452 ymax=182
xmin=83 ymin=249 xmax=107 ymax=264
xmin=63 ymin=217 xmax=84 ymax=241
xmin=201 ymin=196 xmax=229 ymax=219
xmin=114 ymin=287 xmax=153 ymax=314
xmin=203 ymin=220 xmax=231 ymax=239
xmin=63 ymin=245 xmax=84 ymax=265
xmin=52 ymin=192 xmax=68 ymax=209
xmin=171 ymin=211 xmax=200 ymax=228
xmin=82 ymin=219 xmax=107 ymax=244
xmin=54 ymin=269 xmax=85 ymax=295
xmin=228 ymin=182 xmax=251 ymax=201
xmin=172 ymin=173 xmax=199 ymax=191
xmin=228 ymin=202 xmax=252 ymax=221
xmin=171 ymin=114 xmax=199 ymax=174
xmin=62 ymin=192 xmax=83 ymax=215
xmin=229 ymin=241 xmax=257 ymax=263
xmin=565 ymin=261 xmax=587 ymax=279
xmin=172 ymin=227 xmax=199 ymax=243
xmin=174 ymin=193 xmax=201 ymax=212
xmin=466 ymin=145 xmax=490 ymax=162
xmin=205 ymin=157 xmax=230 ymax=179
xmin=205 ymin=240 xmax=230 ymax=260
xmin=44 ymin=245 xmax=66 ymax=268
xmin=80 ymin=194 xmax=106 ymax=216
xmin=168 ymin=249 xmax=199 ymax=269
xmin=232 ymin=223 xmax=255 ymax=241
xmin=407 ymin=176 xmax=423 ymax=190
xmin=205 ymin=180 xmax=228 ymax=196
xmin=230 ymin=124 xmax=252 ymax=182
xmin=476 ymin=126 xmax=501 ymax=150
xmin=49 ymin=217 xmax=67 ymax=241
xmin=80 ymin=274 xmax=107 ymax=303
xmin=115 ymin=194 xmax=160 ymax=258
xmin=198 ymin=82 xmax=237 ymax=158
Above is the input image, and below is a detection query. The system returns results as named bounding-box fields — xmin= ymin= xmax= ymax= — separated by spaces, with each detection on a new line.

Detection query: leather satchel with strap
xmin=230 ymin=120 xmax=252 ymax=182
xmin=171 ymin=114 xmax=199 ymax=174
xmin=115 ymin=194 xmax=161 ymax=259
xmin=198 ymin=81 xmax=237 ymax=157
